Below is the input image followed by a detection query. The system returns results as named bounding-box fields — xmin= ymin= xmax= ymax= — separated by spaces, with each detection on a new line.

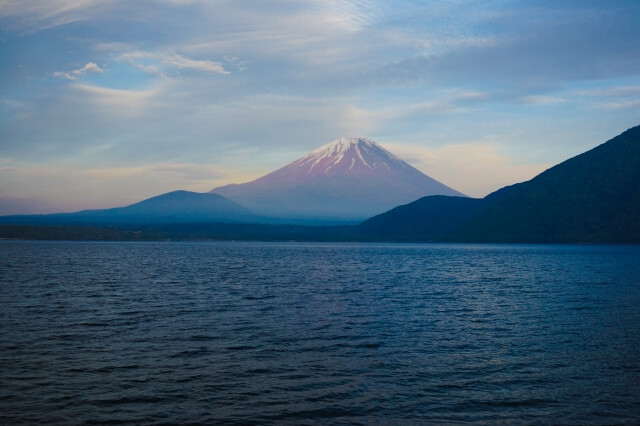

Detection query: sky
xmin=1 ymin=0 xmax=640 ymax=214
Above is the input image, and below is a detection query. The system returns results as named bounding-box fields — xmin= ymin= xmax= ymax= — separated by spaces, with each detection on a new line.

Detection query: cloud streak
xmin=0 ymin=0 xmax=119 ymax=32
xmin=119 ymin=51 xmax=229 ymax=75
xmin=53 ymin=62 xmax=104 ymax=80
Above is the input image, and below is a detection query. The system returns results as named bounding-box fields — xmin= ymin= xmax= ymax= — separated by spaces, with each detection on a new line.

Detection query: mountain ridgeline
xmin=0 ymin=191 xmax=258 ymax=225
xmin=360 ymin=124 xmax=640 ymax=243
xmin=1 ymin=126 xmax=638 ymax=243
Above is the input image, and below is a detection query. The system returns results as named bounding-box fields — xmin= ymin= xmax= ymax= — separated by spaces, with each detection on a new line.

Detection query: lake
xmin=1 ymin=241 xmax=639 ymax=424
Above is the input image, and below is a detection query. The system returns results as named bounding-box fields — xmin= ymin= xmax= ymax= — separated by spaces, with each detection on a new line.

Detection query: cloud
xmin=53 ymin=61 xmax=104 ymax=80
xmin=596 ymin=100 xmax=640 ymax=110
xmin=69 ymin=83 xmax=160 ymax=118
xmin=84 ymin=162 xmax=229 ymax=183
xmin=163 ymin=0 xmax=391 ymax=76
xmin=118 ymin=51 xmax=229 ymax=76
xmin=224 ymin=56 xmax=250 ymax=72
xmin=370 ymin=4 xmax=640 ymax=90
xmin=576 ymin=85 xmax=640 ymax=110
xmin=0 ymin=80 xmax=170 ymax=164
xmin=518 ymin=95 xmax=565 ymax=105
xmin=577 ymin=86 xmax=640 ymax=97
xmin=0 ymin=0 xmax=119 ymax=32
xmin=161 ymin=53 xmax=229 ymax=74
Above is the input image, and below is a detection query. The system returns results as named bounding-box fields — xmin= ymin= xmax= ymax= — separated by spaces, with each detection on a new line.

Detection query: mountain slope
xmin=358 ymin=184 xmax=517 ymax=240
xmin=0 ymin=191 xmax=257 ymax=225
xmin=359 ymin=125 xmax=640 ymax=243
xmin=211 ymin=137 xmax=464 ymax=221
xmin=458 ymin=125 xmax=640 ymax=243
xmin=358 ymin=196 xmax=486 ymax=241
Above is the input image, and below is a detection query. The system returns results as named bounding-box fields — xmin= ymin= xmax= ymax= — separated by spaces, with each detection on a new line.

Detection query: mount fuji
xmin=211 ymin=137 xmax=464 ymax=221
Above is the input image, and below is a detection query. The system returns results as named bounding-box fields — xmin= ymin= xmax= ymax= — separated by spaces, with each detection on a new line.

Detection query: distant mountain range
xmin=211 ymin=137 xmax=463 ymax=221
xmin=360 ymin=124 xmax=640 ymax=243
xmin=0 ymin=137 xmax=463 ymax=226
xmin=1 ymin=126 xmax=639 ymax=243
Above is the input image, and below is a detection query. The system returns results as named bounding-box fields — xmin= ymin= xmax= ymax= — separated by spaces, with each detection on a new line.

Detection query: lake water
xmin=1 ymin=241 xmax=639 ymax=424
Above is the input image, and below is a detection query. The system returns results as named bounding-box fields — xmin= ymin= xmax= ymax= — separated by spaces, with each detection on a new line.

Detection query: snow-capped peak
xmin=288 ymin=136 xmax=407 ymax=176
xmin=310 ymin=137 xmax=377 ymax=157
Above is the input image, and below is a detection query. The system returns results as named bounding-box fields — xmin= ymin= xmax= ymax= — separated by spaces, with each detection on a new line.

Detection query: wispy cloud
xmin=71 ymin=83 xmax=160 ymax=116
xmin=224 ymin=56 xmax=250 ymax=72
xmin=53 ymin=62 xmax=104 ymax=80
xmin=311 ymin=0 xmax=383 ymax=29
xmin=577 ymin=86 xmax=640 ymax=97
xmin=162 ymin=53 xmax=229 ymax=74
xmin=0 ymin=0 xmax=118 ymax=32
xmin=369 ymin=5 xmax=640 ymax=90
xmin=119 ymin=51 xmax=229 ymax=75
xmin=0 ymin=0 xmax=101 ymax=16
xmin=518 ymin=95 xmax=565 ymax=105
xmin=597 ymin=100 xmax=640 ymax=110
xmin=576 ymin=85 xmax=640 ymax=110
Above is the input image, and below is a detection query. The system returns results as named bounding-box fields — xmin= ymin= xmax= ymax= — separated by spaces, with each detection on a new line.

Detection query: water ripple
xmin=1 ymin=241 xmax=639 ymax=424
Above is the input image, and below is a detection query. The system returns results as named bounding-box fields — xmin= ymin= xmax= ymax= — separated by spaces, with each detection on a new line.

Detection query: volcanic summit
xmin=211 ymin=137 xmax=464 ymax=221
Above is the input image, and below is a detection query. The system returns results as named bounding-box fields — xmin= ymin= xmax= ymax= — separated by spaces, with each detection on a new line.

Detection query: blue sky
xmin=1 ymin=0 xmax=639 ymax=214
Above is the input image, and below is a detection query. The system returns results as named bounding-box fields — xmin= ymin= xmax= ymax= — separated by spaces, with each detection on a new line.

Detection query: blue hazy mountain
xmin=0 ymin=190 xmax=258 ymax=225
xmin=360 ymin=124 xmax=640 ymax=243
